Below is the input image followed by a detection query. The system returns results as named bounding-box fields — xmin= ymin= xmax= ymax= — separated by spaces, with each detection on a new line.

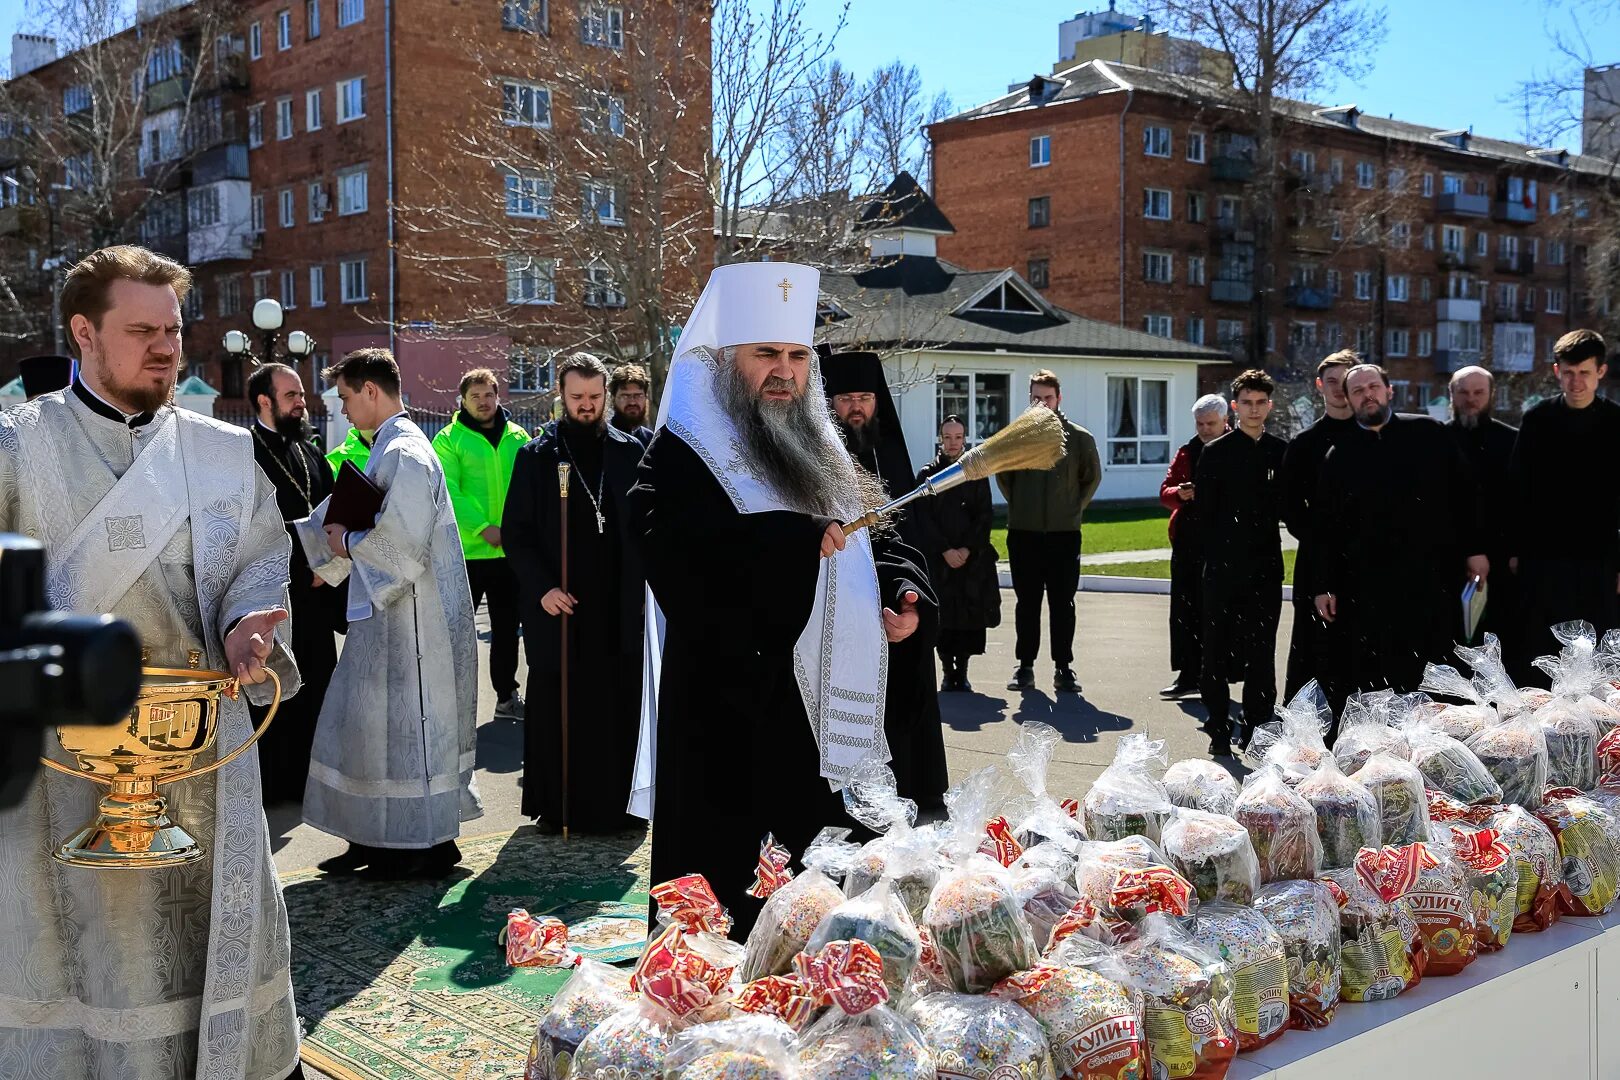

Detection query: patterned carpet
xmin=285 ymin=827 xmax=651 ymax=1080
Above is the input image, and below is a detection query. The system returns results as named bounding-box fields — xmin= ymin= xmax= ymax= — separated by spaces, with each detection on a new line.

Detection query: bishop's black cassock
xmin=1314 ymin=413 xmax=1483 ymax=705
xmin=250 ymin=420 xmax=339 ymax=804
xmin=631 ymin=429 xmax=935 ymax=936
xmin=1279 ymin=413 xmax=1356 ymax=702
xmin=1448 ymin=415 xmax=1519 ymax=648
xmin=824 ymin=349 xmax=949 ymax=810
xmin=504 ymin=419 xmax=646 ymax=831
xmin=1506 ymin=396 xmax=1620 ymax=682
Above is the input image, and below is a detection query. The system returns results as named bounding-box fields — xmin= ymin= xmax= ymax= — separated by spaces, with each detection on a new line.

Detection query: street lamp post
xmin=223 ymin=298 xmax=317 ymax=404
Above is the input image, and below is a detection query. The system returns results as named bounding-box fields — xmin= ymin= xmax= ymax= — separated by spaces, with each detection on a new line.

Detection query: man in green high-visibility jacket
xmin=326 ymin=424 xmax=372 ymax=476
xmin=432 ymin=368 xmax=533 ymax=718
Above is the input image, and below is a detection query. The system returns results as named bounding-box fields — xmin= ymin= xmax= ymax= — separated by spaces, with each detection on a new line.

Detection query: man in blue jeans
xmin=997 ymin=369 xmax=1102 ymax=693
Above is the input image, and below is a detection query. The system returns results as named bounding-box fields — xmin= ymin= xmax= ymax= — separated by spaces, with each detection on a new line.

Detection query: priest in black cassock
xmin=824 ymin=347 xmax=948 ymax=810
xmin=1279 ymin=350 xmax=1358 ymax=702
xmin=1506 ymin=330 xmax=1620 ymax=682
xmin=17 ymin=353 xmax=74 ymax=401
xmin=504 ymin=352 xmax=645 ymax=833
xmin=1313 ymin=364 xmax=1487 ymax=705
xmin=1446 ymin=365 xmax=1518 ymax=647
xmin=247 ymin=362 xmax=339 ymax=803
xmin=1195 ymin=370 xmax=1288 ymax=756
xmin=629 ymin=262 xmax=933 ymax=935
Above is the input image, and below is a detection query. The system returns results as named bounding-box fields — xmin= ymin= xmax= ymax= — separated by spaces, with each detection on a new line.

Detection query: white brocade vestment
xmin=0 ymin=390 xmax=303 ymax=1080
xmin=295 ymin=414 xmax=482 ymax=848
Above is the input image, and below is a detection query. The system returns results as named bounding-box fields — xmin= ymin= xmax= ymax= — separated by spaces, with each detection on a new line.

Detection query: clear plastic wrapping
xmin=844 ymin=760 xmax=944 ymax=924
xmin=572 ymin=997 xmax=680 ymax=1080
xmin=807 ymin=878 xmax=922 ymax=999
xmin=1251 ymin=879 xmax=1341 ymax=1030
xmin=1160 ymin=807 xmax=1261 ymax=906
xmin=1349 ymin=751 xmax=1432 ymax=847
xmin=1403 ymin=721 xmax=1503 ymax=806
xmin=525 ymin=959 xmax=634 ymax=1080
xmin=991 ymin=954 xmax=1148 ymax=1080
xmin=922 ymin=853 xmax=1040 ymax=995
xmin=1482 ymin=803 xmax=1566 ymax=932
xmin=1164 ymin=759 xmax=1241 ymax=815
xmin=1331 ymin=692 xmax=1411 ymax=774
xmin=1534 ymin=789 xmax=1620 ymax=917
xmin=1295 ymin=755 xmax=1380 ymax=872
xmin=1008 ymin=722 xmax=1089 ymax=853
xmin=1465 ymin=713 xmax=1550 ymax=811
xmin=1417 ymin=662 xmax=1498 ymax=742
xmin=1009 ymin=843 xmax=1082 ymax=954
xmin=1321 ymin=854 xmax=1426 ymax=1003
xmin=1232 ymin=766 xmax=1322 ymax=884
xmin=793 ymin=941 xmax=934 ymax=1080
xmin=1444 ymin=825 xmax=1518 ymax=953
xmin=1081 ymin=734 xmax=1172 ymax=844
xmin=666 ymin=1015 xmax=804 ymax=1080
xmin=1402 ymin=840 xmax=1477 ymax=976
xmin=1245 ymin=680 xmax=1334 ymax=785
xmin=1184 ymin=901 xmax=1289 ymax=1051
xmin=1115 ymin=913 xmax=1239 ymax=1080
xmin=905 ymin=991 xmax=1056 ymax=1080
xmin=741 ymin=828 xmax=855 ymax=982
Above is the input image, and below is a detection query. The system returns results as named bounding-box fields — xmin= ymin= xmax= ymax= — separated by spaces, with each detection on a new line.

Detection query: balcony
xmin=1211 ymin=278 xmax=1254 ymax=303
xmin=1433 ymin=348 xmax=1481 ymax=373
xmin=1438 ymin=192 xmax=1490 ymax=216
xmin=1436 ymin=249 xmax=1474 ymax=271
xmin=1211 ymin=218 xmax=1255 ymax=243
xmin=1494 ymin=200 xmax=1537 ymax=225
xmin=191 ymin=142 xmax=249 ymax=185
xmin=1285 ymin=285 xmax=1334 ymax=310
xmin=1436 ymin=298 xmax=1482 ymax=322
xmin=1287 ymin=224 xmax=1334 ymax=253
xmin=1494 ymin=251 xmax=1534 ymax=276
xmin=1492 ymin=303 xmax=1535 ymax=323
xmin=1492 ymin=323 xmax=1536 ymax=372
xmin=1211 ymin=153 xmax=1254 ymax=183
xmin=145 ymin=74 xmax=192 ymax=114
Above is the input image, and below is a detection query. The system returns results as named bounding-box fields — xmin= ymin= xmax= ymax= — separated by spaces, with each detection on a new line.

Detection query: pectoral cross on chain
xmin=595 ymin=509 xmax=605 ymax=534
xmin=777 ymin=277 xmax=793 ymax=302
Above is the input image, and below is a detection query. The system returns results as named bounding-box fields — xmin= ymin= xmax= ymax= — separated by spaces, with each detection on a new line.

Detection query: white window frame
xmin=580 ymin=2 xmax=624 ymax=48
xmin=1390 ymin=221 xmax=1410 ymax=249
xmin=308 ymin=180 xmax=328 ymax=221
xmin=581 ymin=92 xmax=624 ymax=136
xmin=336 ymin=76 xmax=365 ymax=123
xmin=337 ymin=165 xmax=367 ymax=215
xmin=1143 ymin=314 xmax=1173 ymax=338
xmin=278 ymin=187 xmax=295 ymax=227
xmin=1387 ymin=274 xmax=1409 ymax=302
xmin=307 ymin=0 xmax=321 ymax=37
xmin=1353 ymin=271 xmax=1373 ymax=300
xmin=501 ymin=79 xmax=552 ymax=129
xmin=1185 ymin=191 xmax=1205 ymax=223
xmin=1143 ymin=187 xmax=1171 ymax=220
xmin=1418 ymin=329 xmax=1433 ymax=357
xmin=1029 ymin=134 xmax=1051 ymax=168
xmin=248 ymin=22 xmax=262 ymax=59
xmin=584 ymin=259 xmax=626 ymax=308
xmin=1442 ymin=224 xmax=1465 ymax=254
xmin=251 ymin=271 xmax=271 ymax=301
xmin=250 ymin=193 xmax=265 ymax=233
xmin=1187 ymin=317 xmax=1205 ymax=345
xmin=275 ymin=96 xmax=294 ymax=140
xmin=309 ymin=264 xmax=327 ymax=307
xmin=505 ymin=255 xmax=556 ymax=305
xmin=504 ymin=170 xmax=553 ymax=219
xmin=218 ymin=275 xmax=242 ymax=316
xmin=340 ymin=258 xmax=367 ymax=303
xmin=306 ymin=88 xmax=322 ymax=131
xmin=1356 ymin=161 xmax=1375 ymax=189
xmin=1475 ymin=230 xmax=1488 ymax=257
xmin=1547 ymin=288 xmax=1565 ymax=314
xmin=1188 ymin=255 xmax=1206 ymax=286
xmin=276 ymin=9 xmax=292 ymax=49
xmin=1386 ymin=329 xmax=1409 ymax=358
xmin=1143 ymin=125 xmax=1171 ymax=158
xmin=1142 ymin=249 xmax=1173 ymax=283
xmin=1105 ymin=375 xmax=1172 ymax=467
xmin=1186 ymin=130 xmax=1205 ymax=163
xmin=503 ymin=0 xmax=546 ymax=31
xmin=337 ymin=0 xmax=363 ymax=26
xmin=584 ymin=179 xmax=623 ymax=225
xmin=189 ymin=185 xmax=222 ymax=228
xmin=1422 ymin=173 xmax=1434 ymax=197
xmin=279 ymin=268 xmax=297 ymax=308
xmin=247 ymin=103 xmax=264 ymax=147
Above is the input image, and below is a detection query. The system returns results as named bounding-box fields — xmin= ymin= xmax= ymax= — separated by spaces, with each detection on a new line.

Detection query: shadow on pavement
xmin=265 ymin=798 xmax=303 ymax=857
xmin=477 ymin=713 xmax=524 ymax=775
xmin=1010 ymin=690 xmax=1135 ymax=745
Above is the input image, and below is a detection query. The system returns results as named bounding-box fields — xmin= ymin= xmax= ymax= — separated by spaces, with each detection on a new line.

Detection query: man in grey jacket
xmin=997 ymin=368 xmax=1102 ymax=693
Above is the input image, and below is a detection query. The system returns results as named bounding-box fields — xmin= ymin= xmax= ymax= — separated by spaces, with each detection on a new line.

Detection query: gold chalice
xmin=39 ymin=649 xmax=280 ymax=869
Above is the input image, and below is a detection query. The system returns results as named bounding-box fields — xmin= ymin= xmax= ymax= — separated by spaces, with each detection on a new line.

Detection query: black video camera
xmin=0 ymin=534 xmax=143 ymax=809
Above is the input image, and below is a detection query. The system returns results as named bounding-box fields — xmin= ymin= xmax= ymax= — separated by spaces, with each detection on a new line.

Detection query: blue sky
xmin=1 ymin=0 xmax=1607 ymax=149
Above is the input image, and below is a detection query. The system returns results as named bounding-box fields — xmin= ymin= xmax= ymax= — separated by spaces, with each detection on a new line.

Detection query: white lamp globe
xmin=286 ymin=330 xmax=312 ymax=356
xmin=222 ymin=329 xmax=249 ymax=354
xmin=251 ymin=298 xmax=284 ymax=332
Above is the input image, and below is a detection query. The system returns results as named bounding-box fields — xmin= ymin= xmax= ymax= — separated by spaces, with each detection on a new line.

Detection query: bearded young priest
xmin=629 ymin=262 xmax=935 ymax=935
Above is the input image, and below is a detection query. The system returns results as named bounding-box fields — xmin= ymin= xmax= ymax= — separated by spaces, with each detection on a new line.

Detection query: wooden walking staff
xmin=557 ymin=462 xmax=571 ymax=843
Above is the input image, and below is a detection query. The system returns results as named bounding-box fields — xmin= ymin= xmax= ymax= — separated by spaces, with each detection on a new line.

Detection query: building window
xmin=1442 ymin=224 xmax=1465 ymax=254
xmin=1142 ymin=249 xmax=1173 ymax=283
xmin=504 ymin=170 xmax=553 ymax=218
xmin=581 ymin=92 xmax=624 ymax=136
xmin=309 ymin=264 xmax=326 ymax=306
xmin=1186 ymin=191 xmax=1205 ymax=223
xmin=1549 ymin=240 xmax=1566 ymax=265
xmin=250 ymin=193 xmax=265 ymax=232
xmin=1420 ymin=276 xmax=1432 ymax=302
xmin=337 ymin=0 xmax=363 ymax=25
xmin=1387 ymin=275 xmax=1409 ymax=302
xmin=1353 ymin=271 xmax=1373 ymax=300
xmin=1418 ymin=329 xmax=1433 ymax=357
xmin=1356 ymin=325 xmax=1374 ymax=354
xmin=1188 ymin=255 xmax=1206 ymax=286
xmin=580 ymin=2 xmax=623 ymax=47
xmin=1547 ymin=288 xmax=1565 ymax=314
xmin=1217 ymin=319 xmax=1246 ymax=353
xmin=337 ymin=166 xmax=368 ymax=214
xmin=340 ymin=258 xmax=367 ymax=302
xmin=1423 ymin=225 xmax=1435 ymax=251
xmin=307 ymin=0 xmax=321 ymax=37
xmin=1442 ymin=173 xmax=1464 ymax=195
xmin=1143 ymin=125 xmax=1171 ymax=157
xmin=1390 ymin=221 xmax=1410 ymax=249
xmin=1026 ymin=258 xmax=1049 ymax=289
xmin=1387 ymin=167 xmax=1406 ymax=191
xmin=584 ymin=260 xmax=626 ymax=307
xmin=1326 ymin=268 xmax=1341 ymax=296
xmin=509 ymin=348 xmax=552 ymax=392
xmin=1106 ymin=376 xmax=1170 ymax=466
xmin=249 ymin=22 xmax=262 ymax=59
xmin=1187 ymin=317 xmax=1205 ymax=345
xmin=251 ymin=271 xmax=271 ymax=301
xmin=937 ymin=372 xmax=1011 ymax=443
xmin=1356 ymin=161 xmax=1375 ymax=189
xmin=503 ymin=0 xmax=546 ymax=31
xmin=584 ymin=179 xmax=622 ymax=225
xmin=182 ymin=284 xmax=203 ymax=321
xmin=218 ymin=275 xmax=242 ymax=316
xmin=1291 ymin=149 xmax=1315 ymax=174
xmin=188 ymin=185 xmax=221 ymax=228
xmin=1324 ymin=323 xmax=1343 ymax=348
xmin=1027 ymin=196 xmax=1050 ymax=229
xmin=306 ymin=88 xmax=322 ymax=131
xmin=276 ymin=9 xmax=292 ymax=49
xmin=308 ymin=180 xmax=328 ymax=221
xmin=275 ymin=97 xmax=294 ymax=140
xmin=1186 ymin=130 xmax=1205 ymax=163
xmin=505 ymin=256 xmax=556 ymax=304
xmin=1474 ymin=230 xmax=1488 ymax=257
xmin=337 ymin=76 xmax=365 ymax=122
xmin=1143 ymin=314 xmax=1173 ymax=338
xmin=1549 ymin=192 xmax=1562 ymax=214
xmin=279 ymin=268 xmax=297 ymax=308
xmin=501 ymin=80 xmax=552 ymax=128
xmin=248 ymin=103 xmax=264 ymax=147
xmin=1030 ymin=134 xmax=1051 ymax=168
xmin=1330 ymin=157 xmax=1343 ymax=185
xmin=279 ymin=187 xmax=295 ymax=226
xmin=1386 ymin=328 xmax=1409 ymax=357
xmin=1143 ymin=188 xmax=1171 ymax=220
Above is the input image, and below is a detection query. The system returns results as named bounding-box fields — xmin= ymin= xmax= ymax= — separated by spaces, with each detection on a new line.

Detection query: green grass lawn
xmin=1087 ymin=549 xmax=1299 ymax=586
xmin=989 ymin=501 xmax=1170 ymax=561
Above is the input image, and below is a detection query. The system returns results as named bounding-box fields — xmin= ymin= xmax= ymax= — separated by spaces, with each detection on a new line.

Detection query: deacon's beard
xmin=1357 ymin=400 xmax=1394 ymax=427
xmin=563 ymin=410 xmax=607 ymax=438
xmin=1454 ymin=408 xmax=1490 ymax=429
xmin=610 ymin=409 xmax=644 ymax=432
xmin=274 ymin=406 xmax=311 ymax=440
xmin=716 ymin=348 xmax=887 ymax=519
xmin=95 ymin=358 xmax=177 ymax=414
xmin=837 ymin=414 xmax=882 ymax=457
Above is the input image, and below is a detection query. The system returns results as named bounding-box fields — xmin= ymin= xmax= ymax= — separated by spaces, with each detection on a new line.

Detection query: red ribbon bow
xmin=734 ymin=974 xmax=818 ymax=1030
xmin=1543 ymin=786 xmax=1585 ymax=804
xmin=980 ymin=816 xmax=1025 ymax=867
xmin=632 ymin=923 xmax=735 ymax=1019
xmin=792 ymin=940 xmax=890 ymax=1016
xmin=1354 ymin=844 xmax=1437 ymax=903
xmin=1060 ymin=798 xmax=1081 ymax=820
xmin=1449 ymin=827 xmax=1510 ymax=873
xmin=650 ymin=874 xmax=734 ymax=937
xmin=1598 ymin=728 xmax=1620 ymax=779
xmin=746 ymin=834 xmax=795 ymax=900
xmin=990 ymin=962 xmax=1063 ymax=1002
xmin=1110 ymin=865 xmax=1195 ymax=918
xmin=501 ymin=910 xmax=579 ymax=969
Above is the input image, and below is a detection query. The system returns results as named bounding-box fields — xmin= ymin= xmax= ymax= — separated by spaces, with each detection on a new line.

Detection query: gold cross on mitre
xmin=777 ymin=277 xmax=793 ymax=302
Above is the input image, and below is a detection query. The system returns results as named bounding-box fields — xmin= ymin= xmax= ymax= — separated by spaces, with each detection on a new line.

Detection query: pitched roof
xmin=817 ymin=255 xmax=1226 ymax=362
xmin=856 ymin=170 xmax=957 ymax=235
xmin=942 ymin=59 xmax=1617 ymax=178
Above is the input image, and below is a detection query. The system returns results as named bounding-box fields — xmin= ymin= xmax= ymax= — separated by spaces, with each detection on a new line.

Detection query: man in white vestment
xmin=297 ymin=348 xmax=482 ymax=879
xmin=0 ymin=245 xmax=304 ymax=1079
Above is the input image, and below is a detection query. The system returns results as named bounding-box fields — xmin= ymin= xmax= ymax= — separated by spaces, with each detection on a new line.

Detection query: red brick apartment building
xmin=0 ymin=0 xmax=708 ymax=410
xmin=931 ymin=60 xmax=1618 ymax=414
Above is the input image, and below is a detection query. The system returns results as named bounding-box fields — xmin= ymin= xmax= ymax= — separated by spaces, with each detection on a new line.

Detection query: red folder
xmin=325 ymin=461 xmax=384 ymax=532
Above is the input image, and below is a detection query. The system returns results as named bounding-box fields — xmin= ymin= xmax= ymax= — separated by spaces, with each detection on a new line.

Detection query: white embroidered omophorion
xmin=0 ymin=390 xmax=302 ymax=1080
